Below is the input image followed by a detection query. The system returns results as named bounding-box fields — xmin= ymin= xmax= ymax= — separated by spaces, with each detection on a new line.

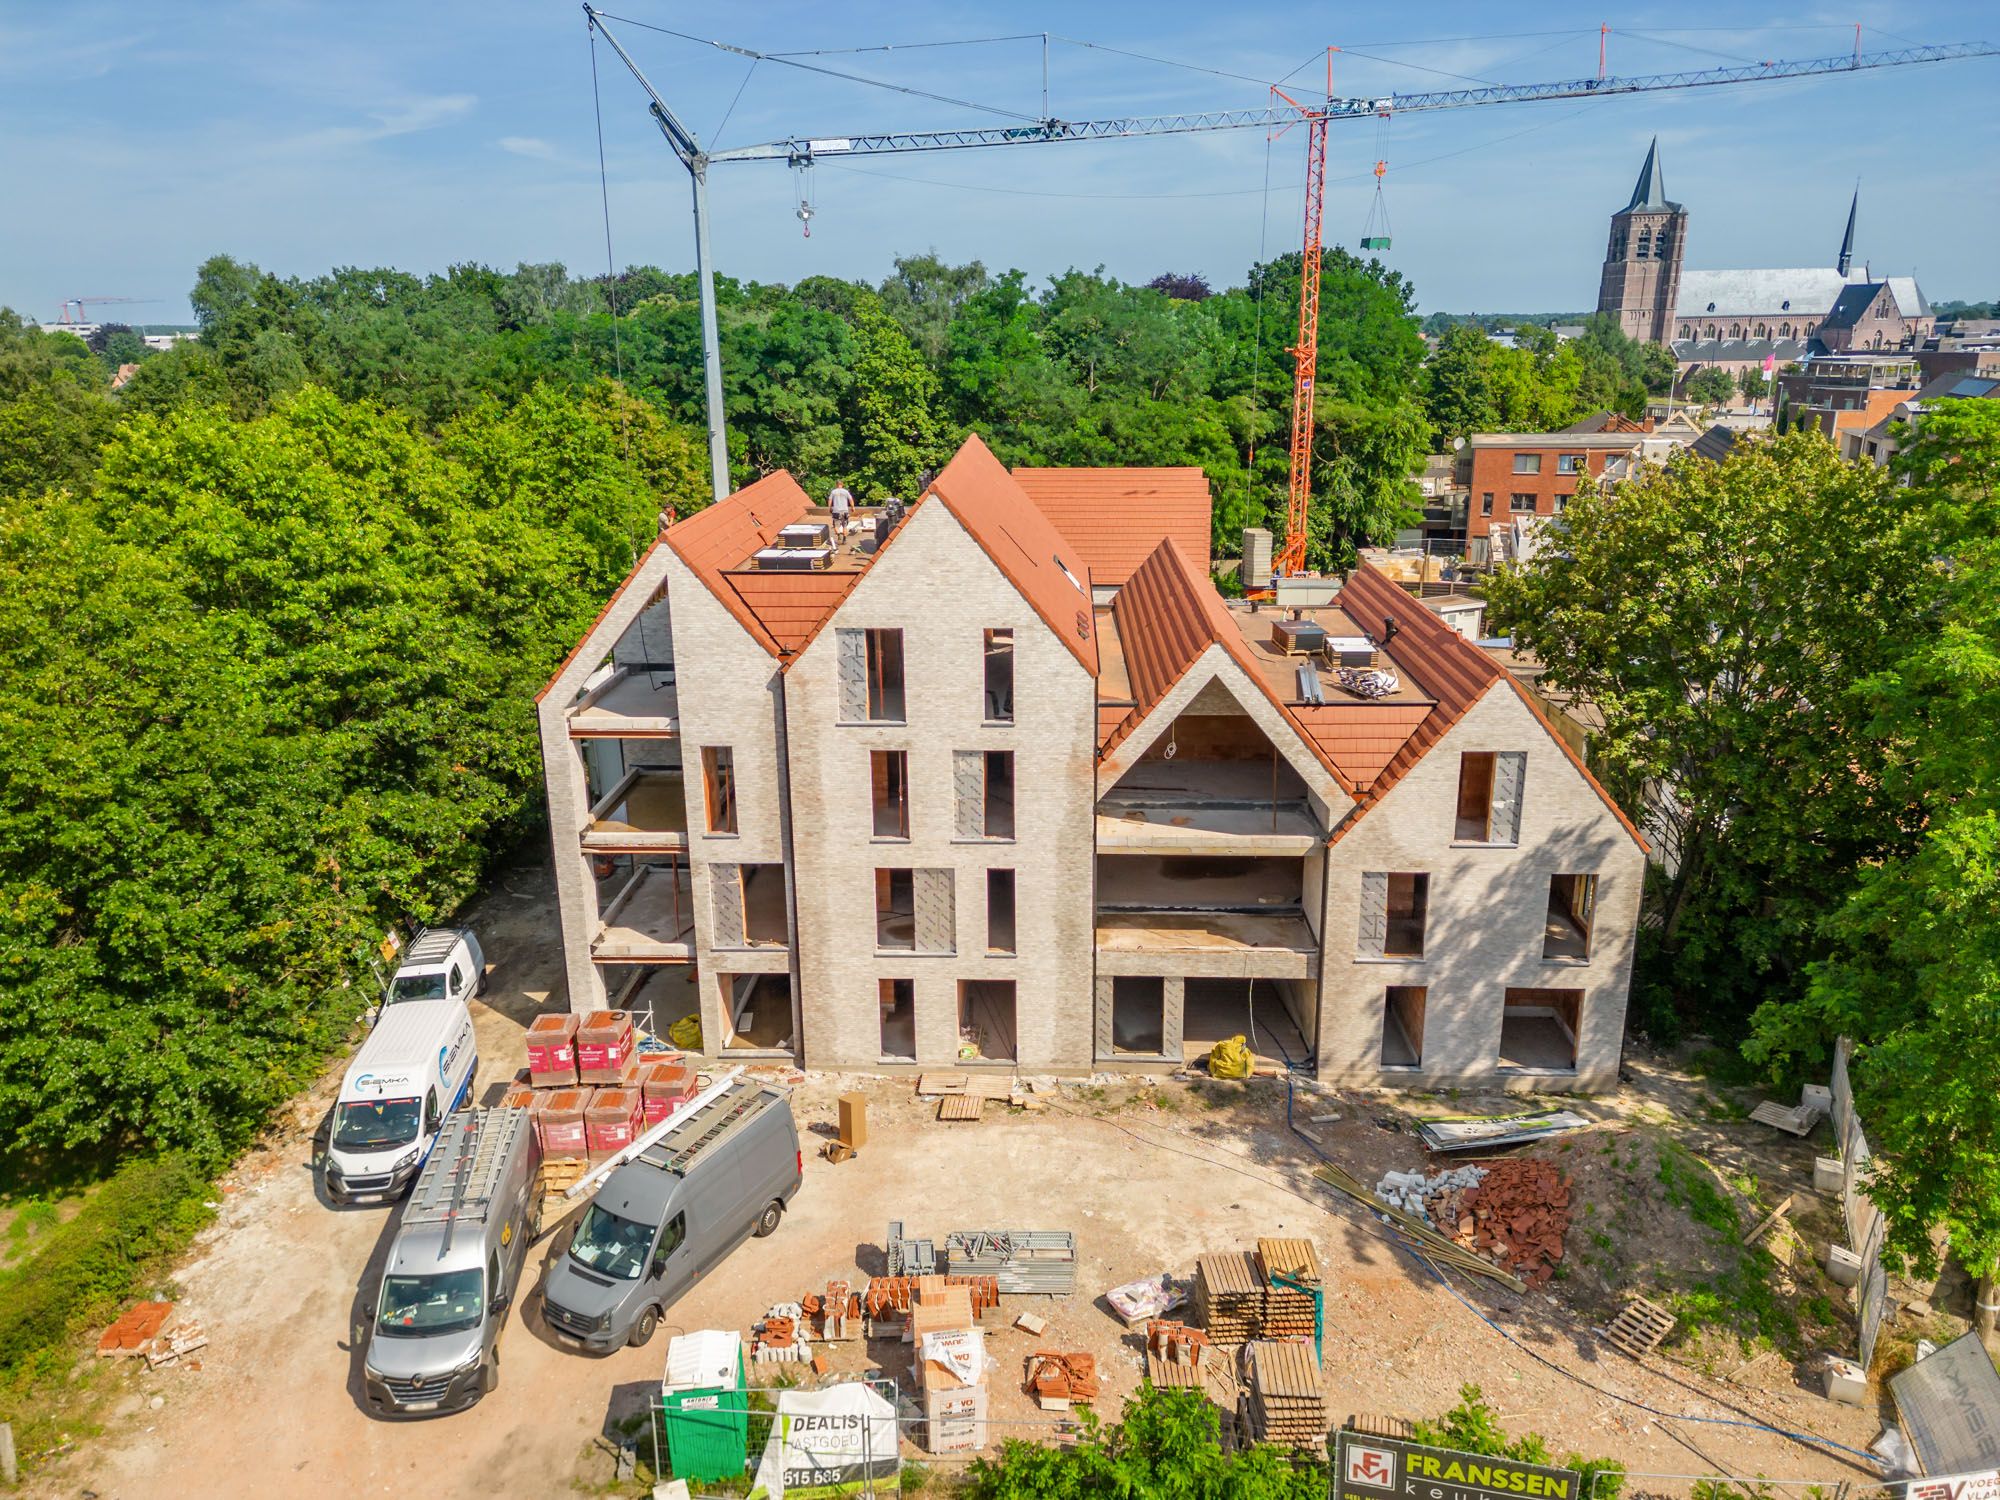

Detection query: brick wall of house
xmin=1315 ymin=685 xmax=1646 ymax=1093
xmin=1466 ymin=444 xmax=1621 ymax=540
xmin=782 ymin=500 xmax=1101 ymax=1071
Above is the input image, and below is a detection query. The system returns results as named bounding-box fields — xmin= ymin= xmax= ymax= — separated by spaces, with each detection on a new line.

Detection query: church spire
xmin=1626 ymin=137 xmax=1670 ymax=211
xmin=1838 ymin=187 xmax=1858 ymax=277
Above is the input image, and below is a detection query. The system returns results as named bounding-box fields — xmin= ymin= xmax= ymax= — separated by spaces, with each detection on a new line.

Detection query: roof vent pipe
xmin=1381 ymin=614 xmax=1401 ymax=647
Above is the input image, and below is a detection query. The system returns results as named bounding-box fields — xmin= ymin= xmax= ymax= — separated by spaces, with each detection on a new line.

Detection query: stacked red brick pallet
xmin=1242 ymin=1339 xmax=1328 ymax=1448
xmin=504 ymin=1010 xmax=699 ymax=1189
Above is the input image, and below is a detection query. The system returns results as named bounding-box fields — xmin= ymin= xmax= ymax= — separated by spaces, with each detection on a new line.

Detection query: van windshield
xmin=568 ymin=1203 xmax=654 ymax=1280
xmin=377 ymin=1269 xmax=484 ymax=1337
xmin=333 ymin=1098 xmax=421 ymax=1151
xmin=389 ymin=971 xmax=447 ymax=1002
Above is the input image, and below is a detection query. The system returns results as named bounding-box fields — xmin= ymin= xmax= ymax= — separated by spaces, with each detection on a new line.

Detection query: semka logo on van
xmin=438 ymin=1024 xmax=471 ymax=1084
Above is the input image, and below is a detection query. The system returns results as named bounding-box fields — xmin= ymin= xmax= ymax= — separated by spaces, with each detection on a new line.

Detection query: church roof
xmin=1672 ymin=337 xmax=1807 ymax=364
xmin=1623 ymin=137 xmax=1680 ymax=212
xmin=1823 ymin=282 xmax=1889 ymax=330
xmin=1675 ymin=267 xmax=1862 ymax=321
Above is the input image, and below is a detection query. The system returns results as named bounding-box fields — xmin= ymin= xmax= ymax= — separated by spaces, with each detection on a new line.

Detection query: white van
xmin=326 ymin=999 xmax=478 ymax=1204
xmin=383 ymin=928 xmax=486 ymax=1008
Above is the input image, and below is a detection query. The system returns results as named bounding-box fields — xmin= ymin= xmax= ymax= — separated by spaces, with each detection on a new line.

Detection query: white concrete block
xmin=1823 ymin=1356 xmax=1868 ymax=1406
xmin=1813 ymin=1156 xmax=1843 ymax=1193
xmin=1826 ymin=1244 xmax=1863 ymax=1287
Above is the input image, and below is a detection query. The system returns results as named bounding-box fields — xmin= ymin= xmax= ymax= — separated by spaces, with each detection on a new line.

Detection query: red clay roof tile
xmin=1011 ymin=467 xmax=1213 ymax=586
xmin=664 ymin=471 xmax=816 ymax=656
xmin=724 ymin=569 xmax=863 ymax=654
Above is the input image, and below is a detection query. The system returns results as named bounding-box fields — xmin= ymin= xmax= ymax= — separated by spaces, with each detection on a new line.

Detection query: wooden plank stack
xmin=1193 ymin=1252 xmax=1264 ymax=1341
xmin=1256 ymin=1238 xmax=1321 ymax=1338
xmin=1242 ymin=1339 xmax=1328 ymax=1449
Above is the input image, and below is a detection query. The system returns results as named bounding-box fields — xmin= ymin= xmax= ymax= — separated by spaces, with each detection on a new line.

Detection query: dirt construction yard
xmin=45 ymin=864 xmax=1908 ymax=1498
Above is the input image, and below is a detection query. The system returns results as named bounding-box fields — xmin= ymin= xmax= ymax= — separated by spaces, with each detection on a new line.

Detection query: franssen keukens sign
xmin=1336 ymin=1433 xmax=1583 ymax=1500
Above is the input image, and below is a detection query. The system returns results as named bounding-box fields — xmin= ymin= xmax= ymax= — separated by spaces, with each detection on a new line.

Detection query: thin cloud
xmin=278 ymin=93 xmax=478 ymax=156
xmin=499 ymin=135 xmax=561 ymax=161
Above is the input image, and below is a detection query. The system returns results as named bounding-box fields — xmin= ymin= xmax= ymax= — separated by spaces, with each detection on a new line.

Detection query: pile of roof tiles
xmin=1440 ymin=1158 xmax=1571 ymax=1286
xmin=1024 ymin=1351 xmax=1099 ymax=1407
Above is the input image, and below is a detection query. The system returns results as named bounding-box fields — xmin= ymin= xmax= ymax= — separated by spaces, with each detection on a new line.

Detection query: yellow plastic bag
xmin=668 ymin=1013 xmax=704 ymax=1051
xmin=1207 ymin=1035 xmax=1254 ymax=1079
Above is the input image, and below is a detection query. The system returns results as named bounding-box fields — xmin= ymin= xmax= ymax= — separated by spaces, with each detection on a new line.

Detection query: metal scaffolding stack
xmin=942 ymin=1230 xmax=1076 ymax=1295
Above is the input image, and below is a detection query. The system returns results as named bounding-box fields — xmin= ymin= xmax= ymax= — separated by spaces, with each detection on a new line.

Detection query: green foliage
xmin=1421 ymin=316 xmax=1671 ymax=450
xmin=1735 ymin=366 xmax=1768 ymax=403
xmin=1410 ymin=1385 xmax=1624 ymax=1500
xmin=0 ymin=384 xmax=662 ymax=1159
xmin=1486 ymin=430 xmax=1931 ymax=1031
xmin=1748 ymin=401 xmax=2000 ymax=1280
xmin=0 ymin=1153 xmax=212 ymax=1376
xmin=1654 ymin=1141 xmax=1739 ymax=1236
xmin=1686 ymin=366 xmax=1737 ymax=405
xmin=963 ymin=1383 xmax=1327 ymax=1499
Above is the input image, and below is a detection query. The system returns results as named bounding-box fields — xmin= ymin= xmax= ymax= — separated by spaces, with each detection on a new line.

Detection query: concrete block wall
xmin=783 ymin=500 xmax=1100 ymax=1071
xmin=1315 ymin=685 xmax=1645 ymax=1093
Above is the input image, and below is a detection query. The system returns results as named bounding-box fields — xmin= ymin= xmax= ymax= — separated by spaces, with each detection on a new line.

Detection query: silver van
xmin=541 ymin=1080 xmax=801 ymax=1353
xmin=362 ymin=1107 xmax=543 ymax=1417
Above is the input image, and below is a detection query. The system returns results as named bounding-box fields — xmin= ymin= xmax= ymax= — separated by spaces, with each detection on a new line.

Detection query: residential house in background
xmin=537 ymin=437 xmax=1648 ymax=1092
xmin=1460 ymin=423 xmax=1652 ymax=560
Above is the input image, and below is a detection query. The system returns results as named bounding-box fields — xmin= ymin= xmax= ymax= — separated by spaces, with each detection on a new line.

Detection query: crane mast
xmin=1280 ymin=107 xmax=1330 ymax=578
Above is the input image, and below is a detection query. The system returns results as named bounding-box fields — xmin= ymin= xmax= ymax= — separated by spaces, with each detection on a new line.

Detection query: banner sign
xmin=1337 ymin=1433 xmax=1583 ymax=1500
xmin=1907 ymin=1472 xmax=2000 ymax=1500
xmin=749 ymin=1382 xmax=900 ymax=1499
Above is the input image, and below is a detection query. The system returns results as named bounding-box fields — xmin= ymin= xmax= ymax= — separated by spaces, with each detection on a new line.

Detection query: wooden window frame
xmin=870 ymin=749 xmax=909 ymax=840
xmin=700 ymin=746 xmax=737 ymax=835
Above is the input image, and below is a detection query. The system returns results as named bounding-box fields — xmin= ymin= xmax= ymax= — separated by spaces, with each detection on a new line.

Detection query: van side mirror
xmin=649 ymin=1251 xmax=669 ymax=1280
xmin=489 ymin=1291 xmax=510 ymax=1318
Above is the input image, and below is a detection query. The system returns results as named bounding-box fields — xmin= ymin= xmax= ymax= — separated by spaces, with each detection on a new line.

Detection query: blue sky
xmin=4 ymin=2 xmax=1995 ymax=326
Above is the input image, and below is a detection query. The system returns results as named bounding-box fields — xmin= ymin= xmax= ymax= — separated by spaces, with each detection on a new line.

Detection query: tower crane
xmin=55 ymin=297 xmax=156 ymax=325
xmin=582 ymin=7 xmax=1996 ymax=559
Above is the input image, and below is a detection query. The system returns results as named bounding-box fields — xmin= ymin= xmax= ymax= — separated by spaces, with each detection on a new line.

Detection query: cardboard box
xmin=838 ymin=1092 xmax=868 ymax=1151
xmin=923 ymin=1383 xmax=988 ymax=1453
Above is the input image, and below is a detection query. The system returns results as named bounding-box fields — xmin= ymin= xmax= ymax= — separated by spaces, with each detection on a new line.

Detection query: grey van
xmin=362 ymin=1107 xmax=543 ymax=1417
xmin=541 ymin=1080 xmax=801 ymax=1353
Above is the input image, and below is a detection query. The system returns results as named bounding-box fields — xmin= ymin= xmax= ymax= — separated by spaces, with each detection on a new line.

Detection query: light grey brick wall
xmin=1315 ymin=684 xmax=1646 ymax=1093
xmin=783 ymin=500 xmax=1100 ymax=1071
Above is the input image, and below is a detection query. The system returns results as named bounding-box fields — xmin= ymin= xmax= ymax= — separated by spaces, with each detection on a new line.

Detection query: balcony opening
xmin=867 ymin=628 xmax=905 ymax=721
xmin=1499 ymin=987 xmax=1581 ymax=1071
xmin=871 ymin=749 xmax=909 ymax=839
xmin=986 ymin=868 xmax=1016 ymax=954
xmin=700 ymin=746 xmax=737 ymax=834
xmin=879 ymin=977 xmax=916 ymax=1062
xmin=720 ymin=972 xmax=793 ymax=1053
xmin=740 ymin=864 xmax=788 ymax=946
xmin=1181 ymin=978 xmax=1311 ymax=1072
xmin=1384 ymin=873 xmax=1429 ymax=958
xmin=876 ymin=868 xmax=915 ymax=951
xmin=1111 ymin=977 xmax=1166 ymax=1056
xmin=591 ymin=854 xmax=695 ymax=962
xmin=957 ymin=980 xmax=1016 ymax=1064
xmin=983 ymin=628 xmax=1014 ymax=723
xmin=1544 ymin=873 xmax=1597 ymax=960
xmin=983 ymin=751 xmax=1015 ymax=839
xmin=1380 ymin=985 xmax=1426 ymax=1069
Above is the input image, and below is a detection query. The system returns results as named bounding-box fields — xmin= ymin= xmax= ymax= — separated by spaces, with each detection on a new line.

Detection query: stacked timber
xmin=1194 ymin=1252 xmax=1264 ymax=1342
xmin=1243 ymin=1339 xmax=1328 ymax=1448
xmin=1256 ymin=1239 xmax=1321 ymax=1338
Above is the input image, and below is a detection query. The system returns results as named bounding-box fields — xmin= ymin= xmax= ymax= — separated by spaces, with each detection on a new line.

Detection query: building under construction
xmin=536 ymin=435 xmax=1646 ymax=1090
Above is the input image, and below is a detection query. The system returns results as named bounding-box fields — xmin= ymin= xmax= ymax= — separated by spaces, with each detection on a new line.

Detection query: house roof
xmin=1010 ymin=466 xmax=1213 ymax=585
xmin=1831 ymin=388 xmax=1917 ymax=433
xmin=1671 ymin=337 xmax=1806 ymax=365
xmin=1561 ymin=411 xmax=1651 ymax=434
xmin=1823 ymin=282 xmax=1890 ymax=331
xmin=722 ymin=569 xmax=862 ymax=654
xmin=1101 ymin=537 xmax=1348 ymax=789
xmin=1687 ymin=424 xmax=1739 ymax=463
xmin=663 ymin=471 xmax=817 ymax=657
xmin=1327 ymin=564 xmax=1647 ymax=850
xmin=928 ymin=434 xmax=1100 ymax=676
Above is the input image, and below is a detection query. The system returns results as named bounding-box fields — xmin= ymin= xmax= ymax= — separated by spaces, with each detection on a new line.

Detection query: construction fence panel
xmin=1587 ymin=1470 xmax=1892 ymax=1500
xmin=1858 ymin=1211 xmax=1891 ymax=1370
xmin=1831 ymin=1039 xmax=1856 ymax=1144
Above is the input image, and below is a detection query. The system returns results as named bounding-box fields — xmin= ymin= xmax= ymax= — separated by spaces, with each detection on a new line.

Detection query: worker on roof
xmin=828 ymin=480 xmax=853 ymax=541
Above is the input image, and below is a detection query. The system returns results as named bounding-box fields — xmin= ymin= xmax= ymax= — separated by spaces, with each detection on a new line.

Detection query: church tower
xmin=1595 ymin=138 xmax=1688 ymax=345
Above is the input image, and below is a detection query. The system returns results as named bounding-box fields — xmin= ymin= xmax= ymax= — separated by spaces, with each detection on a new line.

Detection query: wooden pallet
xmin=1750 ymin=1100 xmax=1821 ymax=1136
xmin=937 ymin=1095 xmax=985 ymax=1122
xmin=1601 ymin=1295 xmax=1677 ymax=1358
xmin=919 ymin=1072 xmax=1017 ymax=1101
xmin=1345 ymin=1413 xmax=1415 ymax=1441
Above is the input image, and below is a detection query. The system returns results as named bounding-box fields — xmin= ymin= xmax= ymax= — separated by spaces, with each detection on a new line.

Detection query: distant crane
xmin=582 ymin=7 xmax=1997 ymax=553
xmin=53 ymin=296 xmax=157 ymax=326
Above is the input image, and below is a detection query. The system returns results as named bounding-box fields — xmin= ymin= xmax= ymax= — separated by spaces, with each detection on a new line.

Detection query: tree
xmin=1746 ymin=402 xmax=2000 ymax=1293
xmin=1147 ymin=271 xmax=1212 ymax=301
xmin=1685 ymin=365 xmax=1736 ymax=406
xmin=879 ymin=252 xmax=991 ymax=369
xmin=1736 ymin=365 xmax=1769 ymax=404
xmin=1485 ymin=430 xmax=1933 ymax=1032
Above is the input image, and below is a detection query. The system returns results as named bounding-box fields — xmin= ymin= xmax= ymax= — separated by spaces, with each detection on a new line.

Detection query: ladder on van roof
xmin=405 ymin=1108 xmax=529 ymax=1246
xmin=637 ymin=1081 xmax=772 ymax=1176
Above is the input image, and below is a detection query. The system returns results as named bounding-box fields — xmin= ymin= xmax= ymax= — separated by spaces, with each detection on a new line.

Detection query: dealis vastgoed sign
xmin=1336 ymin=1433 xmax=1583 ymax=1500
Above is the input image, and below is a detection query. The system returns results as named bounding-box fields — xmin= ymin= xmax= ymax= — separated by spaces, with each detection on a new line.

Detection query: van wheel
xmin=753 ymin=1200 xmax=784 ymax=1238
xmin=628 ymin=1307 xmax=660 ymax=1348
xmin=481 ymin=1349 xmax=500 ymax=1394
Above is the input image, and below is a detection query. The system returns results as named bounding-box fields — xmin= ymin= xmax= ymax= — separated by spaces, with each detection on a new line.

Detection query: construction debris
xmin=1013 ymin=1311 xmax=1048 ymax=1337
xmin=98 ymin=1301 xmax=175 ymax=1357
xmin=1414 ymin=1108 xmax=1592 ymax=1153
xmin=1434 ymin=1158 xmax=1571 ymax=1286
xmin=1374 ymin=1165 xmax=1486 ymax=1225
xmin=143 ymin=1325 xmax=209 ymax=1370
xmin=1751 ymin=1099 xmax=1824 ymax=1137
xmin=1744 ymin=1193 xmax=1794 ymax=1245
xmin=1601 ymin=1295 xmax=1677 ymax=1358
xmin=1316 ymin=1163 xmax=1529 ymax=1293
xmin=752 ymin=1304 xmax=811 ymax=1365
xmin=1104 ymin=1273 xmax=1186 ymax=1326
xmin=1025 ymin=1351 xmax=1100 ymax=1409
xmin=1242 ymin=1339 xmax=1328 ymax=1448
